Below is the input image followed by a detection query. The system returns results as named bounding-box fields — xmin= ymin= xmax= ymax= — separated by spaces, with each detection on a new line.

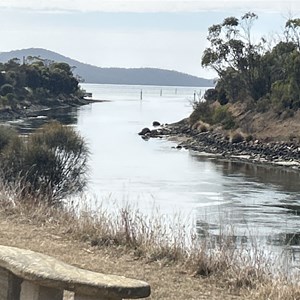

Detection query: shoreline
xmin=0 ymin=96 xmax=101 ymax=122
xmin=139 ymin=119 xmax=300 ymax=171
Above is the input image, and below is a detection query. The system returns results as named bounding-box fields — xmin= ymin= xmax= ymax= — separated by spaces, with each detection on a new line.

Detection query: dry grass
xmin=1 ymin=181 xmax=300 ymax=299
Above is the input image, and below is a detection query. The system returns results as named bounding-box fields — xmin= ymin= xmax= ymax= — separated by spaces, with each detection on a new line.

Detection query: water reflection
xmin=190 ymin=154 xmax=300 ymax=267
xmin=271 ymin=232 xmax=300 ymax=246
xmin=219 ymin=160 xmax=300 ymax=193
xmin=3 ymin=82 xmax=300 ymax=270
xmin=6 ymin=106 xmax=79 ymax=134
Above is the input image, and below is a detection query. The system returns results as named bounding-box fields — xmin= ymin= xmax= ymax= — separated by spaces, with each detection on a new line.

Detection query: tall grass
xmin=1 ymin=181 xmax=300 ymax=298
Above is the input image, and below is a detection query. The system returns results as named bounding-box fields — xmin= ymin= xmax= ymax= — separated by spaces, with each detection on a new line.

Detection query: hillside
xmin=0 ymin=48 xmax=214 ymax=87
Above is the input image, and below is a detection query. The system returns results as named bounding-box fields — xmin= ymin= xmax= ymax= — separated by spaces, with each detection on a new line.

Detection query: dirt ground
xmin=230 ymin=103 xmax=300 ymax=141
xmin=0 ymin=213 xmax=244 ymax=300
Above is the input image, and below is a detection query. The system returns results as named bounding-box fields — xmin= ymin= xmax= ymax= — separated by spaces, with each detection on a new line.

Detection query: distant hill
xmin=0 ymin=48 xmax=214 ymax=87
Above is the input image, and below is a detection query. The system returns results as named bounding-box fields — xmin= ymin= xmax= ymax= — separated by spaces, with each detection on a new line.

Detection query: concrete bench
xmin=0 ymin=245 xmax=150 ymax=300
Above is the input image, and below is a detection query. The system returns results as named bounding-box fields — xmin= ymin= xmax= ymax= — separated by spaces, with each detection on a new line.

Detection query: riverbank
xmin=0 ymin=208 xmax=238 ymax=300
xmin=0 ymin=95 xmax=101 ymax=121
xmin=0 ymin=194 xmax=299 ymax=300
xmin=139 ymin=118 xmax=300 ymax=170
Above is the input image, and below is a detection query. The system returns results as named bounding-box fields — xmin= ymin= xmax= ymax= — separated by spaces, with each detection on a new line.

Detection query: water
xmin=7 ymin=83 xmax=300 ymax=265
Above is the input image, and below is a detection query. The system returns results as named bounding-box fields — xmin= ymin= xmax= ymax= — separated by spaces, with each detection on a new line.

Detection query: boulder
xmin=152 ymin=121 xmax=161 ymax=127
xmin=138 ymin=127 xmax=151 ymax=136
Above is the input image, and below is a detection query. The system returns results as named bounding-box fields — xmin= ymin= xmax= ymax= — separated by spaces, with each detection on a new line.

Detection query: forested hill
xmin=0 ymin=48 xmax=214 ymax=87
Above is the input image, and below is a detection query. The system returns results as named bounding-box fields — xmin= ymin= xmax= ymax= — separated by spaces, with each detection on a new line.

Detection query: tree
xmin=194 ymin=12 xmax=300 ymax=122
xmin=284 ymin=18 xmax=300 ymax=50
xmin=201 ymin=12 xmax=265 ymax=101
xmin=0 ymin=56 xmax=82 ymax=109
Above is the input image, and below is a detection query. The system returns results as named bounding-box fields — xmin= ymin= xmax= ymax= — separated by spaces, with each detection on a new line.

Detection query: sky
xmin=1 ymin=1 xmax=300 ymax=78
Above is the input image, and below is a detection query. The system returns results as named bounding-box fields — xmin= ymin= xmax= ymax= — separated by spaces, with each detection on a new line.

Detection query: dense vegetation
xmin=192 ymin=13 xmax=300 ymax=127
xmin=0 ymin=58 xmax=90 ymax=205
xmin=0 ymin=57 xmax=83 ymax=112
xmin=0 ymin=122 xmax=89 ymax=205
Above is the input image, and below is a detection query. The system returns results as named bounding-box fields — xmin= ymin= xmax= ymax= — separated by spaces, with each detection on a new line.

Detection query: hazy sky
xmin=1 ymin=1 xmax=300 ymax=78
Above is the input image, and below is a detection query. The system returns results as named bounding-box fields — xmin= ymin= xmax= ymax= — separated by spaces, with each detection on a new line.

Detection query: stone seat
xmin=0 ymin=245 xmax=150 ymax=300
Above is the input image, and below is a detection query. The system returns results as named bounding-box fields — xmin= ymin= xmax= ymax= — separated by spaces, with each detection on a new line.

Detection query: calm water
xmin=8 ymin=83 xmax=300 ymax=264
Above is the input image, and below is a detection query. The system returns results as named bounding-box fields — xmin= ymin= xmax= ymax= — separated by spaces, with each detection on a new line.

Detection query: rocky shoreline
xmin=139 ymin=119 xmax=300 ymax=170
xmin=0 ymin=96 xmax=95 ymax=121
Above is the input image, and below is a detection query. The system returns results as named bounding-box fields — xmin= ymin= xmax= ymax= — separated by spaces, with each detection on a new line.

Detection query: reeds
xmin=1 ymin=181 xmax=300 ymax=299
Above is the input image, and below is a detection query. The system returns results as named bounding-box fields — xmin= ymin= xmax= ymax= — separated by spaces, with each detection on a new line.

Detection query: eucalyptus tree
xmin=284 ymin=18 xmax=300 ymax=50
xmin=201 ymin=12 xmax=266 ymax=102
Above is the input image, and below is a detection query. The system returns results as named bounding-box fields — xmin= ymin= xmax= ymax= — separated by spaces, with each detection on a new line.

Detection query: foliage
xmin=0 ymin=122 xmax=89 ymax=205
xmin=204 ymin=88 xmax=218 ymax=102
xmin=212 ymin=106 xmax=235 ymax=129
xmin=190 ymin=100 xmax=235 ymax=130
xmin=199 ymin=124 xmax=208 ymax=132
xmin=0 ymin=58 xmax=81 ymax=110
xmin=0 ymin=84 xmax=14 ymax=96
xmin=190 ymin=101 xmax=213 ymax=125
xmin=231 ymin=132 xmax=244 ymax=143
xmin=0 ymin=125 xmax=19 ymax=151
xmin=245 ymin=134 xmax=253 ymax=142
xmin=200 ymin=12 xmax=300 ymax=116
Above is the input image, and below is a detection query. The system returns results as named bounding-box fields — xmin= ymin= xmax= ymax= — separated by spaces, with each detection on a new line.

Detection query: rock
xmin=152 ymin=121 xmax=161 ymax=127
xmin=149 ymin=129 xmax=159 ymax=137
xmin=141 ymin=135 xmax=150 ymax=141
xmin=138 ymin=128 xmax=151 ymax=136
xmin=139 ymin=120 xmax=300 ymax=168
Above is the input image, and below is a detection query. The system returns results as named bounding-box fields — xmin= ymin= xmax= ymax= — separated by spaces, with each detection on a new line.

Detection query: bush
xmin=189 ymin=101 xmax=213 ymax=125
xmin=199 ymin=124 xmax=208 ymax=132
xmin=0 ymin=126 xmax=18 ymax=152
xmin=0 ymin=84 xmax=14 ymax=96
xmin=256 ymin=97 xmax=271 ymax=113
xmin=212 ymin=106 xmax=235 ymax=130
xmin=0 ymin=122 xmax=89 ymax=205
xmin=245 ymin=135 xmax=254 ymax=142
xmin=231 ymin=132 xmax=244 ymax=144
xmin=204 ymin=88 xmax=218 ymax=102
xmin=190 ymin=102 xmax=235 ymax=130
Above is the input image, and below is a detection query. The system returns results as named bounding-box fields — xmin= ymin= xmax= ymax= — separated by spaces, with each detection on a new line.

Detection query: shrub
xmin=212 ymin=106 xmax=235 ymax=130
xmin=0 ymin=122 xmax=89 ymax=205
xmin=5 ymin=93 xmax=15 ymax=103
xmin=245 ymin=135 xmax=254 ymax=142
xmin=0 ymin=84 xmax=14 ymax=96
xmin=204 ymin=88 xmax=218 ymax=102
xmin=0 ymin=126 xmax=18 ymax=152
xmin=190 ymin=102 xmax=236 ymax=130
xmin=199 ymin=124 xmax=208 ymax=132
xmin=231 ymin=132 xmax=244 ymax=144
xmin=280 ymin=109 xmax=294 ymax=120
xmin=256 ymin=97 xmax=271 ymax=113
xmin=189 ymin=101 xmax=213 ymax=125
